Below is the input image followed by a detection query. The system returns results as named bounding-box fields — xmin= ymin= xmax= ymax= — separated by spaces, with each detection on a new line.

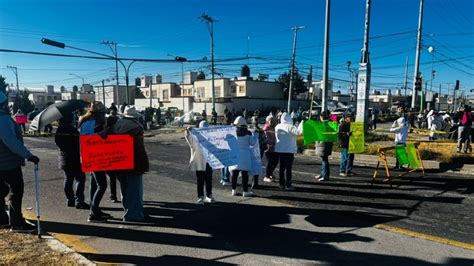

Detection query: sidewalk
xmin=303 ymin=149 xmax=474 ymax=177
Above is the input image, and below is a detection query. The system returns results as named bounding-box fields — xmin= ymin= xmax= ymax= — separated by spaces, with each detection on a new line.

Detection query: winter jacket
xmin=55 ymin=124 xmax=82 ymax=172
xmin=338 ymin=121 xmax=351 ymax=149
xmin=229 ymin=127 xmax=256 ymax=172
xmin=315 ymin=119 xmax=333 ymax=157
xmin=113 ymin=117 xmax=149 ymax=176
xmin=186 ymin=129 xmax=207 ymax=171
xmin=263 ymin=123 xmax=276 ymax=153
xmin=0 ymin=109 xmax=32 ymax=170
xmin=274 ymin=113 xmax=303 ymax=154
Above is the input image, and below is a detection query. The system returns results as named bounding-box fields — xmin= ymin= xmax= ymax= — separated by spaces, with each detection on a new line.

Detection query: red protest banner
xmin=15 ymin=115 xmax=27 ymax=124
xmin=80 ymin=135 xmax=134 ymax=172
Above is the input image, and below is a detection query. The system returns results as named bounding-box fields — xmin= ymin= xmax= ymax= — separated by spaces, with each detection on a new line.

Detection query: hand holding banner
xmin=80 ymin=135 xmax=134 ymax=172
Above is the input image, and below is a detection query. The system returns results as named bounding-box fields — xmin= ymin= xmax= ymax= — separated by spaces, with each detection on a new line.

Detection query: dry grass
xmin=0 ymin=229 xmax=78 ymax=265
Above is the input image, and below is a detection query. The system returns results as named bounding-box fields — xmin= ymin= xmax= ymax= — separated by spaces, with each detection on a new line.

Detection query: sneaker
xmin=75 ymin=202 xmax=90 ymax=210
xmin=263 ymin=177 xmax=272 ymax=183
xmin=285 ymin=186 xmax=295 ymax=191
xmin=339 ymin=173 xmax=348 ymax=177
xmin=87 ymin=215 xmax=107 ymax=223
xmin=10 ymin=220 xmax=37 ymax=233
xmin=317 ymin=176 xmax=329 ymax=182
xmin=97 ymin=211 xmax=112 ymax=218
xmin=315 ymin=175 xmax=322 ymax=179
xmin=196 ymin=197 xmax=204 ymax=204
xmin=67 ymin=200 xmax=75 ymax=207
xmin=204 ymin=196 xmax=215 ymax=203
xmin=347 ymin=171 xmax=357 ymax=176
xmin=221 ymin=181 xmax=231 ymax=186
xmin=108 ymin=197 xmax=119 ymax=203
xmin=242 ymin=191 xmax=254 ymax=198
xmin=231 ymin=189 xmax=237 ymax=196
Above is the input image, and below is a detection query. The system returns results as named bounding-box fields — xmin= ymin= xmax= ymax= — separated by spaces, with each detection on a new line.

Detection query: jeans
xmin=64 ymin=170 xmax=86 ymax=205
xmin=119 ymin=175 xmax=144 ymax=221
xmin=339 ymin=148 xmax=354 ymax=174
xmin=231 ymin=170 xmax=249 ymax=192
xmin=197 ymin=164 xmax=213 ymax=197
xmin=107 ymin=172 xmax=118 ymax=199
xmin=90 ymin=171 xmax=107 ymax=216
xmin=279 ymin=153 xmax=294 ymax=187
xmin=320 ymin=155 xmax=330 ymax=178
xmin=457 ymin=126 xmax=471 ymax=152
xmin=0 ymin=167 xmax=25 ymax=226
xmin=265 ymin=152 xmax=279 ymax=177
xmin=221 ymin=167 xmax=230 ymax=182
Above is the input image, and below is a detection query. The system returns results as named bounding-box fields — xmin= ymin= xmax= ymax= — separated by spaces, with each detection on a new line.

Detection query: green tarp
xmin=395 ymin=144 xmax=409 ymax=166
xmin=406 ymin=143 xmax=421 ymax=169
xmin=303 ymin=120 xmax=339 ymax=145
xmin=348 ymin=122 xmax=365 ymax=154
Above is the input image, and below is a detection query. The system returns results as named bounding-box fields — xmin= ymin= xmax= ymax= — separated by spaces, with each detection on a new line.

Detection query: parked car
xmin=176 ymin=112 xmax=204 ymax=124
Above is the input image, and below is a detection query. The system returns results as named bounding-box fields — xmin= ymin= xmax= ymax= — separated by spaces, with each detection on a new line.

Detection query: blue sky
xmin=0 ymin=0 xmax=473 ymax=96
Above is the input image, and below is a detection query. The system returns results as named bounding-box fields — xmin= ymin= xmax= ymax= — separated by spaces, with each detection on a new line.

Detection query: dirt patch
xmin=0 ymin=229 xmax=78 ymax=265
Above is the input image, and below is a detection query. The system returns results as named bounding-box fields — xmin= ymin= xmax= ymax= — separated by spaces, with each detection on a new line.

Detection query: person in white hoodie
xmin=229 ymin=116 xmax=256 ymax=197
xmin=185 ymin=120 xmax=215 ymax=204
xmin=274 ymin=112 xmax=303 ymax=190
xmin=390 ymin=106 xmax=409 ymax=170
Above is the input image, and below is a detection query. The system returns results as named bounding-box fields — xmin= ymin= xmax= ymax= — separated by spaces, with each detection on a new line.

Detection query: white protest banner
xmin=191 ymin=125 xmax=239 ymax=169
xmin=249 ymin=132 xmax=262 ymax=176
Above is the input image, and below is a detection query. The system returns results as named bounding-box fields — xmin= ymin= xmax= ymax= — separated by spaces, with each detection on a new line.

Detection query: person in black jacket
xmin=54 ymin=113 xmax=89 ymax=209
xmin=338 ymin=113 xmax=355 ymax=177
xmin=105 ymin=108 xmax=120 ymax=202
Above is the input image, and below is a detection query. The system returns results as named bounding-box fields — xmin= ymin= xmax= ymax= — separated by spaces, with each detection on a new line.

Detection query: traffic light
xmin=415 ymin=76 xmax=422 ymax=91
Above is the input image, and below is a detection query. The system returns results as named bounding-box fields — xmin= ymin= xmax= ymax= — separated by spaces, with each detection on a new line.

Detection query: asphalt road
xmin=17 ymin=132 xmax=474 ymax=265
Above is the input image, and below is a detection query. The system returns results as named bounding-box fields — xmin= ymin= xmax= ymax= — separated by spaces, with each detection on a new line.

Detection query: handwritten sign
xmin=15 ymin=115 xmax=28 ymax=124
xmin=348 ymin=122 xmax=365 ymax=154
xmin=80 ymin=135 xmax=134 ymax=172
xmin=190 ymin=126 xmax=239 ymax=169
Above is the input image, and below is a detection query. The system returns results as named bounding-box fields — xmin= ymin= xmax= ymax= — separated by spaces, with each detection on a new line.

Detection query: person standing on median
xmin=338 ymin=113 xmax=356 ymax=177
xmin=263 ymin=115 xmax=278 ymax=183
xmin=113 ymin=106 xmax=150 ymax=222
xmin=185 ymin=120 xmax=215 ymax=204
xmin=79 ymin=101 xmax=111 ymax=223
xmin=0 ymin=91 xmax=40 ymax=232
xmin=54 ymin=113 xmax=89 ymax=210
xmin=274 ymin=112 xmax=303 ymax=190
xmin=315 ymin=111 xmax=333 ymax=182
xmin=230 ymin=116 xmax=256 ymax=197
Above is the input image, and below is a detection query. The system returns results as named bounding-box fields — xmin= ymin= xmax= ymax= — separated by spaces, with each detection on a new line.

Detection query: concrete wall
xmin=233 ymin=80 xmax=283 ymax=99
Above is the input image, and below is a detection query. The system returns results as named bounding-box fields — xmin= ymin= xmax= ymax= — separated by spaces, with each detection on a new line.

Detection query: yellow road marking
xmin=375 ymin=224 xmax=474 ymax=251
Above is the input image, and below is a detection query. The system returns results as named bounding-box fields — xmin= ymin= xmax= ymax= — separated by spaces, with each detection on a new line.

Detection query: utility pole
xmin=149 ymin=82 xmax=153 ymax=109
xmin=355 ymin=0 xmax=372 ymax=127
xmin=421 ymin=80 xmax=427 ymax=112
xmin=102 ymin=79 xmax=106 ymax=106
xmin=200 ymin=14 xmax=217 ymax=112
xmin=403 ymin=56 xmax=409 ymax=96
xmin=6 ymin=65 xmax=19 ymax=92
xmin=308 ymin=66 xmax=314 ymax=115
xmin=321 ymin=0 xmax=331 ymax=111
xmin=102 ymin=41 xmax=120 ymax=105
xmin=438 ymin=84 xmax=441 ymax=111
xmin=411 ymin=0 xmax=424 ymax=109
xmin=287 ymin=26 xmax=304 ymax=112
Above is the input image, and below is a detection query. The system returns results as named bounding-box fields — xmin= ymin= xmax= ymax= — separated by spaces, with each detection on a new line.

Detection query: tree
xmin=135 ymin=87 xmax=145 ymax=99
xmin=12 ymin=90 xmax=35 ymax=114
xmin=0 ymin=75 xmax=7 ymax=94
xmin=241 ymin=65 xmax=250 ymax=77
xmin=72 ymin=85 xmax=79 ymax=92
xmin=276 ymin=71 xmax=306 ymax=100
xmin=196 ymin=71 xmax=206 ymax=80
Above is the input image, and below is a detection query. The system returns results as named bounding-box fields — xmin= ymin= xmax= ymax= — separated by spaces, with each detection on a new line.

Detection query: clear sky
xmin=0 ymin=0 xmax=473 ymax=96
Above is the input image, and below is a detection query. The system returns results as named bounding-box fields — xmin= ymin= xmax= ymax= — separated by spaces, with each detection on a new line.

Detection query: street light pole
xmin=102 ymin=41 xmax=120 ymax=105
xmin=321 ymin=0 xmax=331 ymax=112
xmin=287 ymin=26 xmax=304 ymax=112
xmin=201 ymin=14 xmax=216 ymax=112
xmin=411 ymin=0 xmax=424 ymax=109
xmin=102 ymin=79 xmax=106 ymax=106
xmin=6 ymin=65 xmax=19 ymax=92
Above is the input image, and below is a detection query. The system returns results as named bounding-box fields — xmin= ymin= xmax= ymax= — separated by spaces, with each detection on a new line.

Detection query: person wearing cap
xmin=185 ymin=120 xmax=215 ymax=204
xmin=79 ymin=101 xmax=111 ymax=223
xmin=55 ymin=113 xmax=89 ymax=209
xmin=275 ymin=112 xmax=303 ymax=190
xmin=230 ymin=116 xmax=256 ymax=197
xmin=263 ymin=115 xmax=278 ymax=183
xmin=0 ymin=91 xmax=40 ymax=232
xmin=113 ymin=105 xmax=150 ymax=222
xmin=338 ymin=113 xmax=355 ymax=177
xmin=315 ymin=111 xmax=334 ymax=182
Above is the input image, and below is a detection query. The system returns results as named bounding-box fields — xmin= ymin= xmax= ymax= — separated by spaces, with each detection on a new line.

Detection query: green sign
xmin=348 ymin=122 xmax=365 ymax=154
xmin=303 ymin=120 xmax=339 ymax=145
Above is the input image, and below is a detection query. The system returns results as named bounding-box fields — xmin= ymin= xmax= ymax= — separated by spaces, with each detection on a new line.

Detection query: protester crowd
xmin=0 ymin=90 xmax=472 ymax=232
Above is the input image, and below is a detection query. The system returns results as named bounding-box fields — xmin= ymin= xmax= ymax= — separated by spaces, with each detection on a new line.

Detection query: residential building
xmin=27 ymin=85 xmax=61 ymax=108
xmin=93 ymin=85 xmax=136 ymax=106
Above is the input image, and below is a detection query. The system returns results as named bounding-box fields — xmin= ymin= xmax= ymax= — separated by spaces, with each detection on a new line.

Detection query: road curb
xmin=302 ymin=149 xmax=474 ymax=177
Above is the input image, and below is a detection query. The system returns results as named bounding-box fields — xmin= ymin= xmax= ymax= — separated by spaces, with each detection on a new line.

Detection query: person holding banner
xmin=230 ymin=116 xmax=256 ymax=197
xmin=55 ymin=113 xmax=89 ymax=210
xmin=263 ymin=116 xmax=278 ymax=183
xmin=274 ymin=112 xmax=303 ymax=190
xmin=79 ymin=101 xmax=111 ymax=223
xmin=185 ymin=121 xmax=215 ymax=204
xmin=390 ymin=106 xmax=409 ymax=170
xmin=14 ymin=109 xmax=27 ymax=133
xmin=113 ymin=106 xmax=150 ymax=221
xmin=0 ymin=91 xmax=40 ymax=232
xmin=338 ymin=113 xmax=355 ymax=177
xmin=315 ymin=111 xmax=334 ymax=182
